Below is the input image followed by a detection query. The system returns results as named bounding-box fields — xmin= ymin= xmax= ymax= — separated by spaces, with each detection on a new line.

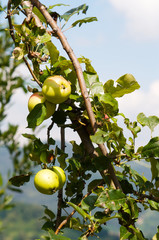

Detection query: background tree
xmin=1 ymin=0 xmax=159 ymax=239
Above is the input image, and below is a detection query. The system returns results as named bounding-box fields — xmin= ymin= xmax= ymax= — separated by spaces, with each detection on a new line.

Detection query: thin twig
xmin=55 ymin=127 xmax=65 ymax=229
xmin=22 ymin=57 xmax=42 ymax=87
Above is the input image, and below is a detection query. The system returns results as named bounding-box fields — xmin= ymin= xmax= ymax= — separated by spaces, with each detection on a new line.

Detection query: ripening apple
xmin=52 ymin=166 xmax=66 ymax=189
xmin=42 ymin=75 xmax=71 ymax=104
xmin=28 ymin=92 xmax=56 ymax=119
xmin=34 ymin=169 xmax=59 ymax=195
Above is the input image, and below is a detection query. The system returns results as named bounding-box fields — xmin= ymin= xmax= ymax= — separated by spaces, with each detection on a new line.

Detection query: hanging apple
xmin=52 ymin=166 xmax=66 ymax=189
xmin=34 ymin=169 xmax=60 ymax=195
xmin=42 ymin=75 xmax=71 ymax=104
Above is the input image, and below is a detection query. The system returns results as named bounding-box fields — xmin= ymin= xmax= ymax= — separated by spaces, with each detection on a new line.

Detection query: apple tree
xmin=4 ymin=0 xmax=159 ymax=239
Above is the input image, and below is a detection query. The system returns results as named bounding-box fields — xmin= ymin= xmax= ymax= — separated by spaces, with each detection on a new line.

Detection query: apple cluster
xmin=28 ymin=75 xmax=71 ymax=120
xmin=34 ymin=166 xmax=66 ymax=195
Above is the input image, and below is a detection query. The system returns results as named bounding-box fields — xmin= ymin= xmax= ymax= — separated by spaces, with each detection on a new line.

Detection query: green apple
xmin=34 ymin=169 xmax=59 ymax=195
xmin=42 ymin=75 xmax=71 ymax=104
xmin=28 ymin=92 xmax=56 ymax=119
xmin=52 ymin=166 xmax=66 ymax=189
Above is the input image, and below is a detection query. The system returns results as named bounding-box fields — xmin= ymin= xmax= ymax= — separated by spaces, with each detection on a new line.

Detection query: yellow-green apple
xmin=42 ymin=75 xmax=71 ymax=104
xmin=28 ymin=92 xmax=56 ymax=119
xmin=52 ymin=166 xmax=66 ymax=189
xmin=34 ymin=169 xmax=59 ymax=195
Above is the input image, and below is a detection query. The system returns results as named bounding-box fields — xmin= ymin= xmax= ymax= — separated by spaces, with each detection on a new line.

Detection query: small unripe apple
xmin=52 ymin=166 xmax=66 ymax=189
xmin=28 ymin=92 xmax=56 ymax=119
xmin=34 ymin=169 xmax=59 ymax=195
xmin=42 ymin=75 xmax=71 ymax=104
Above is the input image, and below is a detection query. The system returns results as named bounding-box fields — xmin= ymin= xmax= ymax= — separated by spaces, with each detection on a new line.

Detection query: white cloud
xmin=109 ymin=0 xmax=159 ymax=40
xmin=118 ymin=80 xmax=159 ymax=117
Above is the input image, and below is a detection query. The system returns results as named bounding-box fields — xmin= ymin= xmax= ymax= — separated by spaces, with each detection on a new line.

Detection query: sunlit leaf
xmin=98 ymin=93 xmax=118 ymax=114
xmin=33 ymin=6 xmax=47 ymax=23
xmin=83 ymin=71 xmax=99 ymax=88
xmin=137 ymin=112 xmax=159 ymax=133
xmin=90 ymin=129 xmax=109 ymax=144
xmin=90 ymin=82 xmax=103 ymax=95
xmin=46 ymin=41 xmax=59 ymax=66
xmin=104 ymin=74 xmax=140 ymax=98
xmin=39 ymin=33 xmax=51 ymax=43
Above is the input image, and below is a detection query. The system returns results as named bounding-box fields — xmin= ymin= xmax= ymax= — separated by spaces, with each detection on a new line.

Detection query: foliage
xmin=1 ymin=1 xmax=159 ymax=239
xmin=0 ymin=4 xmax=36 ymax=233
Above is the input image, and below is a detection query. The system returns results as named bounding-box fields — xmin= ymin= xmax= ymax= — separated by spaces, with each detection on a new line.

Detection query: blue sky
xmin=2 ymin=0 xmax=159 ymax=145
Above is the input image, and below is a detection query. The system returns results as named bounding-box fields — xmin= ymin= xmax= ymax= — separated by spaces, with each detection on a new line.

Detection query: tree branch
xmin=30 ymin=0 xmax=121 ymax=191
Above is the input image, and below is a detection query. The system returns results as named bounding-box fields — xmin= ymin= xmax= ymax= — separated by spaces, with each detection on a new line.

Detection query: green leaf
xmin=44 ymin=207 xmax=55 ymax=220
xmin=120 ymin=226 xmax=132 ymax=240
xmin=67 ymin=202 xmax=92 ymax=221
xmin=81 ymin=195 xmax=98 ymax=212
xmin=142 ymin=137 xmax=159 ymax=157
xmin=72 ymin=17 xmax=98 ymax=27
xmin=149 ymin=158 xmax=159 ymax=181
xmin=97 ymin=93 xmax=118 ymax=116
xmin=33 ymin=6 xmax=47 ymax=23
xmin=83 ymin=71 xmax=99 ymax=88
xmin=48 ymin=4 xmax=69 ymax=10
xmin=40 ymin=151 xmax=47 ymax=164
xmin=61 ymin=4 xmax=88 ymax=21
xmin=104 ymin=74 xmax=140 ymax=98
xmin=9 ymin=173 xmax=32 ymax=187
xmin=95 ymin=189 xmax=126 ymax=211
xmin=87 ymin=179 xmax=104 ymax=192
xmin=57 ymin=153 xmax=68 ymax=169
xmin=49 ymin=229 xmax=71 ymax=240
xmin=90 ymin=82 xmax=103 ymax=95
xmin=99 ymin=93 xmax=118 ymax=113
xmin=22 ymin=133 xmax=37 ymax=140
xmin=94 ymin=211 xmax=119 ymax=224
xmin=78 ymin=56 xmax=96 ymax=73
xmin=46 ymin=41 xmax=59 ymax=66
xmin=148 ymin=200 xmax=159 ymax=211
xmin=137 ymin=112 xmax=159 ymax=133
xmin=39 ymin=33 xmax=51 ymax=44
xmin=53 ymin=59 xmax=73 ymax=73
xmin=27 ymin=103 xmax=47 ymax=128
xmin=90 ymin=129 xmax=109 ymax=144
